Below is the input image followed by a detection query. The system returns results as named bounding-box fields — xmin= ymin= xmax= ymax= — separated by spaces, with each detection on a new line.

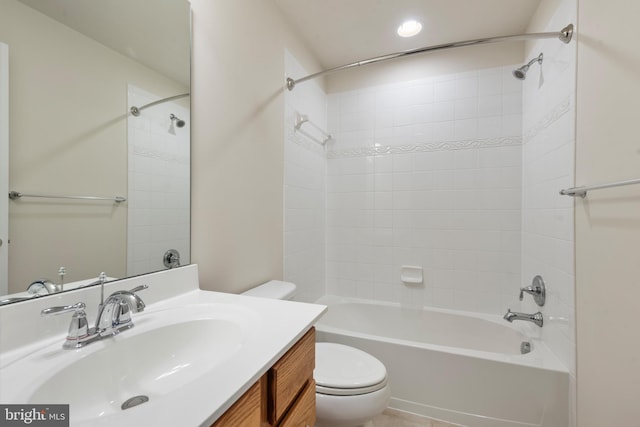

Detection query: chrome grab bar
xmin=9 ymin=191 xmax=126 ymax=203
xmin=560 ymin=178 xmax=640 ymax=198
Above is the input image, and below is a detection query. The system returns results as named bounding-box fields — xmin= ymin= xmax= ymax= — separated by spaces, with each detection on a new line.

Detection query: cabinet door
xmin=212 ymin=377 xmax=264 ymax=427
xmin=277 ymin=380 xmax=316 ymax=427
xmin=268 ymin=328 xmax=315 ymax=424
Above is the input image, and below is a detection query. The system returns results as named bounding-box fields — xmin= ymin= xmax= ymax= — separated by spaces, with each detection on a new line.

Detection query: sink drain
xmin=121 ymin=395 xmax=149 ymax=410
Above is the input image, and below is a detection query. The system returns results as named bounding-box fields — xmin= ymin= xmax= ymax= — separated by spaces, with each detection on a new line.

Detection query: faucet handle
xmin=41 ymin=302 xmax=86 ymax=317
xmin=519 ymin=275 xmax=546 ymax=306
xmin=42 ymin=302 xmax=90 ymax=348
xmin=129 ymin=284 xmax=149 ymax=294
xmin=519 ymin=285 xmax=538 ymax=302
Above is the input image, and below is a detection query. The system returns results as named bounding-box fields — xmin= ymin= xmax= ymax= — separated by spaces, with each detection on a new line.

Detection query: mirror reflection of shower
xmin=127 ymin=84 xmax=191 ymax=277
xmin=169 ymin=113 xmax=184 ymax=128
xmin=170 ymin=114 xmax=185 ymax=128
xmin=512 ymin=52 xmax=544 ymax=80
xmin=129 ymin=92 xmax=190 ymax=116
xmin=169 ymin=113 xmax=186 ymax=134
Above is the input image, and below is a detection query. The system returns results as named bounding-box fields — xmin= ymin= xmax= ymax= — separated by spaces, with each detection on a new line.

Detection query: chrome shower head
xmin=170 ymin=114 xmax=185 ymax=128
xmin=513 ymin=53 xmax=544 ymax=80
xmin=512 ymin=67 xmax=528 ymax=80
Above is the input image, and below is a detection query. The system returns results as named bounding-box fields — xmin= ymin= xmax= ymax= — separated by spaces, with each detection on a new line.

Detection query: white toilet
xmin=242 ymin=281 xmax=391 ymax=427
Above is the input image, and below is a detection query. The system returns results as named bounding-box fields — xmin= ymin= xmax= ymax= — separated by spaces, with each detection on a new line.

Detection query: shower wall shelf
xmin=8 ymin=191 xmax=126 ymax=203
xmin=294 ymin=112 xmax=332 ymax=145
xmin=559 ymin=178 xmax=640 ymax=198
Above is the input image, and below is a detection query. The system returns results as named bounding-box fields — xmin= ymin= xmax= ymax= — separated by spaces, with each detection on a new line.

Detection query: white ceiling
xmin=17 ymin=0 xmax=191 ymax=86
xmin=16 ymin=0 xmax=542 ymax=87
xmin=274 ymin=0 xmax=542 ymax=69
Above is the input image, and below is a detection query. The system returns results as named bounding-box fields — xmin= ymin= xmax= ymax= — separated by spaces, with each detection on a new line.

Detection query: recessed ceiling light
xmin=397 ymin=19 xmax=423 ymax=38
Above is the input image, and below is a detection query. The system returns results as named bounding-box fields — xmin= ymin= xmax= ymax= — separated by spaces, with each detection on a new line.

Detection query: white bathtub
xmin=314 ymin=295 xmax=569 ymax=427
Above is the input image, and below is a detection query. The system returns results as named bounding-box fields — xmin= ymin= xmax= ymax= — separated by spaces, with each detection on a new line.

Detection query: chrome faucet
xmin=26 ymin=267 xmax=68 ymax=295
xmin=95 ymin=286 xmax=147 ymax=336
xmin=26 ymin=279 xmax=62 ymax=295
xmin=503 ymin=309 xmax=543 ymax=327
xmin=41 ymin=282 xmax=148 ymax=349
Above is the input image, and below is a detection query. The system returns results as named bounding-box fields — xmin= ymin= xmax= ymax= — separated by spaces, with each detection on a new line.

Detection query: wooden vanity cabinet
xmin=275 ymin=379 xmax=315 ymax=427
xmin=211 ymin=378 xmax=265 ymax=427
xmin=212 ymin=328 xmax=316 ymax=427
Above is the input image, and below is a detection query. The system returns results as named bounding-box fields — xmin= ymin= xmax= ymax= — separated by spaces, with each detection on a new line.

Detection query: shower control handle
xmin=519 ymin=275 xmax=546 ymax=306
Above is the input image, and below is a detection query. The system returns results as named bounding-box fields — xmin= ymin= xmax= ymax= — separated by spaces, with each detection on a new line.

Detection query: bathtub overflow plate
xmin=520 ymin=341 xmax=532 ymax=354
xmin=121 ymin=395 xmax=149 ymax=410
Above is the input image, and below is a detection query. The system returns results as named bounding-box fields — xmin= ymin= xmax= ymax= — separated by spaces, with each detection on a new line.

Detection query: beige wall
xmin=189 ymin=0 xmax=321 ymax=293
xmin=575 ymin=0 xmax=640 ymax=425
xmin=0 ymin=0 xmax=186 ymax=291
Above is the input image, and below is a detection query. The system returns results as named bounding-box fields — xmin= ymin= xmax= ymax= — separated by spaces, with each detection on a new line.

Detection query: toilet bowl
xmin=314 ymin=342 xmax=390 ymax=427
xmin=242 ymin=281 xmax=390 ymax=427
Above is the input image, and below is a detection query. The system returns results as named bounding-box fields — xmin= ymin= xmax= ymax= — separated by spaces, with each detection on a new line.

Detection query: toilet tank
xmin=241 ymin=280 xmax=297 ymax=300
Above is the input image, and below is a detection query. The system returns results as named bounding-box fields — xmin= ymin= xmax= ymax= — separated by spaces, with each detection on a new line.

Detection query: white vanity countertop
xmin=114 ymin=290 xmax=326 ymax=427
xmin=0 ymin=266 xmax=327 ymax=427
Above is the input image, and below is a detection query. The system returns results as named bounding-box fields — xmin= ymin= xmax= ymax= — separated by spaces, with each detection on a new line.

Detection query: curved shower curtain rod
xmin=286 ymin=24 xmax=574 ymax=91
xmin=130 ymin=92 xmax=190 ymax=116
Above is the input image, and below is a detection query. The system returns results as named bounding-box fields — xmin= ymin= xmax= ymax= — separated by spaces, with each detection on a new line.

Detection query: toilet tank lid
xmin=241 ymin=280 xmax=297 ymax=300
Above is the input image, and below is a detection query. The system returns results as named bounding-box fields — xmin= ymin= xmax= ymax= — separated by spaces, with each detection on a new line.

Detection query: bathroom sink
xmin=0 ymin=279 xmax=327 ymax=427
xmin=4 ymin=303 xmax=260 ymax=423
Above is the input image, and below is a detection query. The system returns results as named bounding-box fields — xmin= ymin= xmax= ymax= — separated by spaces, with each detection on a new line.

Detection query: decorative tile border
xmin=523 ymin=95 xmax=572 ymax=143
xmin=325 ymin=136 xmax=522 ymax=159
xmin=319 ymin=93 xmax=572 ymax=160
xmin=131 ymin=144 xmax=190 ymax=165
xmin=286 ymin=93 xmax=571 ymax=160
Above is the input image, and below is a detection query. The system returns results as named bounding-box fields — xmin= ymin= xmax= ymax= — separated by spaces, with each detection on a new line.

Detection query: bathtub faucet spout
xmin=503 ymin=309 xmax=543 ymax=327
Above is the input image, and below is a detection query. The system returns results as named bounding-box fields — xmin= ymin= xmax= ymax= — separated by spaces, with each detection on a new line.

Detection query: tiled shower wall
xmin=326 ymin=68 xmax=524 ymax=313
xmin=283 ymin=51 xmax=327 ymax=303
xmin=127 ymin=85 xmax=191 ymax=276
xmin=521 ymin=0 xmax=577 ymax=418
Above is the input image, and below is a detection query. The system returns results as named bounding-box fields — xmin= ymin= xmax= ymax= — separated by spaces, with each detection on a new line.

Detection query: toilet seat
xmin=315 ymin=343 xmax=388 ymax=396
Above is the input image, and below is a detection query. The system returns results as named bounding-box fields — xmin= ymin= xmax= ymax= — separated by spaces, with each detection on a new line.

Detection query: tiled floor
xmin=371 ymin=409 xmax=465 ymax=427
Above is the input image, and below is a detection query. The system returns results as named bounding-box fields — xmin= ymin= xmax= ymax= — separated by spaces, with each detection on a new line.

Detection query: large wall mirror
xmin=0 ymin=0 xmax=191 ymax=303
